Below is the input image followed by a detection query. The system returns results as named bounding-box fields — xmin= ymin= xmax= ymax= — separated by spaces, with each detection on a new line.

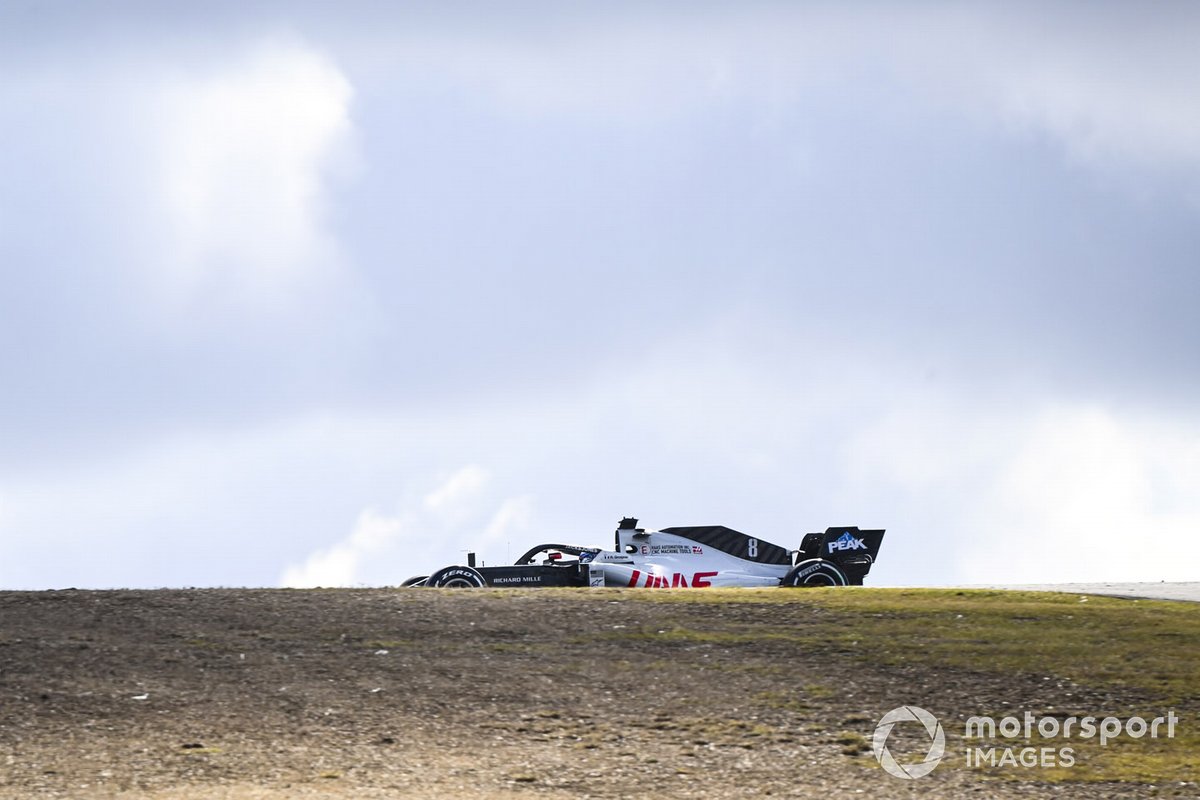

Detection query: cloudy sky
xmin=2 ymin=2 xmax=1197 ymax=589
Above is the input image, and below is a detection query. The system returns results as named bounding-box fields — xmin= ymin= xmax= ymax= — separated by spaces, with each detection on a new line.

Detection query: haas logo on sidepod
xmin=827 ymin=532 xmax=867 ymax=554
xmin=626 ymin=570 xmax=718 ymax=588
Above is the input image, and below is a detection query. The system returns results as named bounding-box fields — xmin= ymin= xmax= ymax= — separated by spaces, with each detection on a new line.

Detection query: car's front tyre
xmin=425 ymin=565 xmax=487 ymax=588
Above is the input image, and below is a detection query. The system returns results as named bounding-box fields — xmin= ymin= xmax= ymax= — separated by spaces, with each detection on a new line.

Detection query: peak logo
xmin=828 ymin=532 xmax=866 ymax=554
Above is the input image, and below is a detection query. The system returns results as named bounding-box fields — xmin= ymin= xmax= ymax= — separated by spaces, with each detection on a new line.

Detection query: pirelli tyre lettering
xmin=782 ymin=558 xmax=849 ymax=587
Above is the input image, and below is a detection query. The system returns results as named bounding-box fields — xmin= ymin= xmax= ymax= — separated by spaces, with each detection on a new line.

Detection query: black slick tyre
xmin=425 ymin=565 xmax=487 ymax=588
xmin=782 ymin=558 xmax=848 ymax=587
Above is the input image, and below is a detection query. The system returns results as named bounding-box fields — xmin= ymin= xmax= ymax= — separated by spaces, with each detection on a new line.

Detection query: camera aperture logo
xmin=872 ymin=705 xmax=946 ymax=779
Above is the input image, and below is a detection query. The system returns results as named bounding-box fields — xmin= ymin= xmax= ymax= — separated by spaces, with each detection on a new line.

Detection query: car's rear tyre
xmin=782 ymin=558 xmax=848 ymax=587
xmin=400 ymin=575 xmax=428 ymax=587
xmin=425 ymin=565 xmax=487 ymax=588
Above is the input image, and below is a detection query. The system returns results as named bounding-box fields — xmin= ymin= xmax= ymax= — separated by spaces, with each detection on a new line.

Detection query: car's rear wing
xmin=798 ymin=527 xmax=885 ymax=585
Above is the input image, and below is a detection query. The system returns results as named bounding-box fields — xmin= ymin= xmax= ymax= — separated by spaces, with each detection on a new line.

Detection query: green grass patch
xmin=593 ymin=587 xmax=1198 ymax=702
xmin=833 ymin=730 xmax=872 ymax=755
xmin=364 ymin=639 xmax=415 ymax=650
xmin=755 ymin=683 xmax=834 ymax=713
xmin=798 ymin=589 xmax=1199 ymax=702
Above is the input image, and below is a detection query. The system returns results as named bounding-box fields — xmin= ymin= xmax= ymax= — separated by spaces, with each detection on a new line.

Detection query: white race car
xmin=404 ymin=517 xmax=884 ymax=589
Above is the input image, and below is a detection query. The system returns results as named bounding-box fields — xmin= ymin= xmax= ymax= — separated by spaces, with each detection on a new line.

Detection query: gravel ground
xmin=0 ymin=589 xmax=1192 ymax=799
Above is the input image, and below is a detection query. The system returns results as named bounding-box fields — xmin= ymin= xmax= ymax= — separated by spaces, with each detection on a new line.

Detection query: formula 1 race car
xmin=402 ymin=517 xmax=884 ymax=589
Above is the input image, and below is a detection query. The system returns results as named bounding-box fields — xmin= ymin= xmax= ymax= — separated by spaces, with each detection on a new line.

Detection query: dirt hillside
xmin=0 ymin=588 xmax=1193 ymax=798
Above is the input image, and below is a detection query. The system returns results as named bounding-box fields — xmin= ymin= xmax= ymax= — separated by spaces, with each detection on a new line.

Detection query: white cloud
xmin=375 ymin=5 xmax=1200 ymax=185
xmin=847 ymin=397 xmax=1200 ymax=584
xmin=374 ymin=10 xmax=848 ymax=124
xmin=152 ymin=38 xmax=356 ymax=305
xmin=279 ymin=465 xmax=525 ymax=587
xmin=888 ymin=7 xmax=1200 ymax=178
xmin=958 ymin=407 xmax=1200 ymax=583
xmin=424 ymin=465 xmax=490 ymax=517
xmin=279 ymin=507 xmax=403 ymax=588
xmin=0 ymin=34 xmax=361 ymax=348
xmin=480 ymin=495 xmax=536 ymax=547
